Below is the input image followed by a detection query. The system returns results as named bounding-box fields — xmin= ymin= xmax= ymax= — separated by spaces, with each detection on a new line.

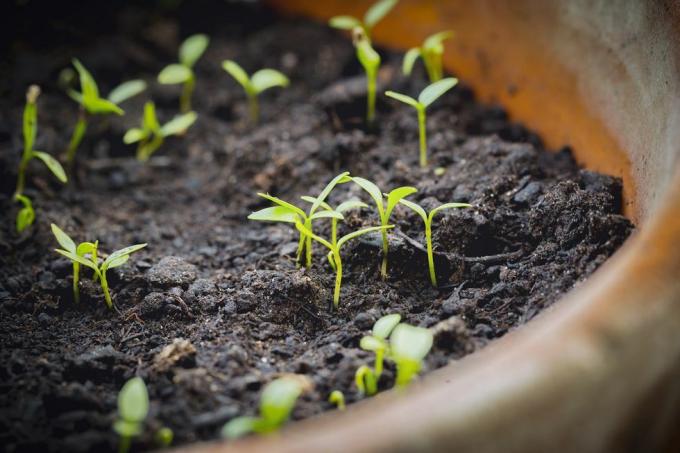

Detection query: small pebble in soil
xmin=146 ymin=256 xmax=198 ymax=288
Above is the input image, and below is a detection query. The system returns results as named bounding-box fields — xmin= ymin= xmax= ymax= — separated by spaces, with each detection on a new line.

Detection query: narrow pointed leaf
xmin=402 ymin=47 xmax=421 ymax=76
xmin=32 ymin=151 xmax=67 ymax=183
xmin=124 ymin=128 xmax=147 ymax=144
xmin=310 ymin=210 xmax=344 ymax=221
xmin=429 ymin=202 xmax=472 ymax=221
xmin=84 ymin=97 xmax=124 ymax=115
xmin=300 ymin=196 xmax=332 ymax=212
xmin=364 ymin=0 xmax=398 ymax=28
xmin=328 ymin=15 xmax=361 ymax=30
xmin=51 ymin=224 xmax=76 ymax=253
xmin=160 ymin=111 xmax=197 ymax=136
xmin=359 ymin=335 xmax=385 ymax=352
xmin=67 ymin=89 xmax=83 ymax=105
xmin=352 ymin=177 xmax=384 ymax=215
xmin=337 ymin=225 xmax=393 ymax=249
xmin=102 ymin=243 xmax=147 ymax=269
xmin=106 ymin=254 xmax=130 ymax=270
xmin=309 ymin=171 xmax=351 ymax=215
xmin=386 ymin=186 xmax=417 ymax=217
xmin=418 ymin=77 xmax=458 ymax=108
xmin=398 ymin=199 xmax=428 ymax=223
xmin=251 ymin=69 xmax=289 ymax=94
xmin=107 ymin=79 xmax=147 ymax=104
xmin=179 ymin=34 xmax=209 ymax=68
xmin=55 ymin=249 xmax=100 ymax=274
xmin=248 ymin=206 xmax=300 ymax=224
xmin=336 ymin=199 xmax=368 ymax=213
xmin=158 ymin=64 xmax=192 ymax=84
xmin=221 ymin=60 xmax=251 ymax=91
xmin=142 ymin=101 xmax=161 ymax=132
xmin=373 ymin=313 xmax=402 ymax=339
xmin=257 ymin=193 xmax=306 ymax=218
xmin=72 ymin=59 xmax=100 ymax=104
xmin=385 ymin=91 xmax=420 ymax=108
xmin=423 ymin=30 xmax=454 ymax=51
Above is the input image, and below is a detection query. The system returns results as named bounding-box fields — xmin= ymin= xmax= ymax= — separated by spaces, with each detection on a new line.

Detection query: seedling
xmin=158 ymin=34 xmax=209 ymax=113
xmin=329 ymin=0 xmax=398 ymax=40
xmin=65 ymin=59 xmax=146 ymax=163
xmin=355 ymin=314 xmax=401 ymax=396
xmin=352 ymin=28 xmax=381 ymax=125
xmin=54 ymin=241 xmax=147 ymax=309
xmin=328 ymin=390 xmax=346 ymax=410
xmin=51 ymin=224 xmax=99 ymax=304
xmin=390 ymin=324 xmax=433 ymax=387
xmin=355 ymin=365 xmax=377 ymax=396
xmin=221 ymin=377 xmax=304 ymax=439
xmin=301 ymin=197 xmax=367 ymax=248
xmin=385 ymin=77 xmax=458 ymax=167
xmin=296 ymin=221 xmax=392 ymax=308
xmin=14 ymin=85 xmax=67 ymax=232
xmin=221 ymin=60 xmax=289 ymax=123
xmin=398 ymin=199 xmax=471 ymax=286
xmin=403 ymin=31 xmax=454 ymax=83
xmin=155 ymin=427 xmax=174 ymax=448
xmin=113 ymin=377 xmax=149 ymax=453
xmin=352 ymin=177 xmax=416 ymax=278
xmin=124 ymin=101 xmax=197 ymax=162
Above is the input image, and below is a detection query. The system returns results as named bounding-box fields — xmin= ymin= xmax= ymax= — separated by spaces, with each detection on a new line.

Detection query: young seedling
xmin=355 ymin=313 xmax=401 ymax=396
xmin=155 ymin=427 xmax=174 ymax=448
xmin=385 ymin=77 xmax=458 ymax=167
xmin=355 ymin=365 xmax=378 ymax=396
xmin=113 ymin=377 xmax=149 ymax=453
xmin=398 ymin=199 xmax=471 ymax=286
xmin=328 ymin=390 xmax=346 ymax=410
xmin=51 ymin=223 xmax=99 ymax=304
xmin=65 ymin=59 xmax=146 ymax=163
xmin=158 ymin=34 xmax=209 ymax=113
xmin=54 ymin=241 xmax=147 ymax=309
xmin=300 ymin=197 xmax=367 ymax=248
xmin=352 ymin=28 xmax=381 ymax=125
xmin=296 ymin=221 xmax=392 ymax=308
xmin=221 ymin=377 xmax=304 ymax=439
xmin=352 ymin=177 xmax=416 ymax=279
xmin=14 ymin=85 xmax=67 ymax=232
xmin=221 ymin=60 xmax=289 ymax=123
xmin=390 ymin=323 xmax=433 ymax=387
xmin=329 ymin=0 xmax=398 ymax=40
xmin=403 ymin=31 xmax=454 ymax=83
xmin=124 ymin=101 xmax=197 ymax=162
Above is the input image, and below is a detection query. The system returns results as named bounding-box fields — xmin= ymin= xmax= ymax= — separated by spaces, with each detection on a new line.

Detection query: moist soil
xmin=0 ymin=2 xmax=634 ymax=452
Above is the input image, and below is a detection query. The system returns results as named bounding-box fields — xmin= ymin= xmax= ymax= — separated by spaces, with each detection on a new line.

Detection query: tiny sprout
xmin=221 ymin=60 xmax=289 ymax=123
xmin=398 ymin=199 xmax=471 ymax=286
xmin=403 ymin=31 xmax=454 ymax=83
xmin=221 ymin=377 xmax=304 ymax=439
xmin=158 ymin=34 xmax=209 ymax=113
xmin=352 ymin=177 xmax=416 ymax=278
xmin=352 ymin=28 xmax=381 ymax=125
xmin=14 ymin=85 xmax=67 ymax=232
xmin=328 ymin=390 xmax=346 ymax=410
xmin=113 ymin=377 xmax=149 ymax=453
xmin=355 ymin=365 xmax=377 ymax=396
xmin=51 ymin=224 xmax=99 ymax=304
xmin=385 ymin=77 xmax=458 ymax=167
xmin=155 ymin=427 xmax=174 ymax=448
xmin=54 ymin=241 xmax=146 ymax=309
xmin=124 ymin=101 xmax=197 ymax=162
xmin=66 ymin=59 xmax=146 ymax=163
xmin=329 ymin=0 xmax=398 ymax=40
xmin=355 ymin=313 xmax=401 ymax=396
xmin=390 ymin=324 xmax=433 ymax=387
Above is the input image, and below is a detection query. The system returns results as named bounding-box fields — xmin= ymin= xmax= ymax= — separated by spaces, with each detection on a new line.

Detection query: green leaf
xmin=402 ymin=47 xmax=421 ymax=76
xmin=51 ymin=223 xmax=76 ymax=253
xmin=429 ymin=202 xmax=472 ymax=222
xmin=66 ymin=89 xmax=83 ymax=105
xmin=143 ymin=101 xmax=161 ymax=132
xmin=124 ymin=127 xmax=148 ymax=144
xmin=359 ymin=335 xmax=385 ymax=352
xmin=364 ymin=0 xmax=398 ymax=28
xmin=372 ymin=313 xmax=401 ymax=339
xmin=310 ymin=171 xmax=351 ymax=215
xmin=295 ymin=221 xmax=333 ymax=251
xmin=158 ymin=64 xmax=192 ymax=85
xmin=221 ymin=60 xmax=251 ymax=91
xmin=335 ymin=199 xmax=368 ymax=213
xmin=106 ymin=254 xmax=130 ymax=270
xmin=259 ymin=377 xmax=303 ymax=426
xmin=310 ymin=210 xmax=344 ymax=221
xmin=356 ymin=40 xmax=380 ymax=73
xmin=118 ymin=377 xmax=149 ymax=423
xmin=221 ymin=416 xmax=259 ymax=439
xmin=328 ymin=15 xmax=361 ymax=30
xmin=352 ymin=177 xmax=384 ymax=216
xmin=76 ymin=241 xmax=98 ymax=258
xmin=390 ymin=323 xmax=433 ymax=362
xmin=300 ymin=195 xmax=332 ymax=212
xmin=385 ymin=90 xmax=420 ymax=108
xmin=179 ymin=34 xmax=209 ymax=68
xmin=15 ymin=195 xmax=35 ymax=233
xmin=355 ymin=365 xmax=377 ymax=395
xmin=23 ymin=86 xmax=39 ymax=153
xmin=72 ymin=59 xmax=100 ymax=105
xmin=423 ymin=30 xmax=454 ymax=52
xmin=248 ymin=206 xmax=300 ymax=224
xmin=418 ymin=77 xmax=458 ymax=108
xmin=257 ymin=193 xmax=306 ymax=219
xmin=83 ymin=97 xmax=124 ymax=116
xmin=398 ymin=199 xmax=428 ymax=223
xmin=55 ymin=249 xmax=100 ymax=274
xmin=160 ymin=111 xmax=198 ymax=137
xmin=102 ymin=243 xmax=147 ymax=270
xmin=107 ymin=79 xmax=147 ymax=104
xmin=32 ymin=151 xmax=67 ymax=183
xmin=337 ymin=225 xmax=393 ymax=249
xmin=386 ymin=186 xmax=417 ymax=218
xmin=113 ymin=419 xmax=142 ymax=437
xmin=155 ymin=427 xmax=174 ymax=447
xmin=251 ymin=69 xmax=289 ymax=94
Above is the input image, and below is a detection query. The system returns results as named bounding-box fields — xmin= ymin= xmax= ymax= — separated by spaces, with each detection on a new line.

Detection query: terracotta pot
xmin=181 ymin=1 xmax=680 ymax=451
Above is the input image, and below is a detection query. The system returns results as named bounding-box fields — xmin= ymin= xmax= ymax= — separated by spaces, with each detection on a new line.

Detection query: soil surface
xmin=0 ymin=1 xmax=634 ymax=452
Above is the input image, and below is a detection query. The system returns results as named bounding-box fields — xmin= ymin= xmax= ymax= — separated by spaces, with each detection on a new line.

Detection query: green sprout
xmin=51 ymin=223 xmax=99 ymax=304
xmin=113 ymin=377 xmax=149 ymax=453
xmin=355 ymin=313 xmax=401 ymax=396
xmin=355 ymin=365 xmax=378 ymax=396
xmin=352 ymin=28 xmax=381 ymax=125
xmin=403 ymin=31 xmax=454 ymax=83
xmin=248 ymin=172 xmax=352 ymax=268
xmin=301 ymin=197 xmax=367 ymax=247
xmin=328 ymin=390 xmax=346 ymax=410
xmin=329 ymin=0 xmax=398 ymax=40
xmin=398 ymin=199 xmax=471 ymax=286
xmin=385 ymin=77 xmax=458 ymax=167
xmin=54 ymin=241 xmax=147 ymax=309
xmin=65 ymin=59 xmax=146 ymax=163
xmin=158 ymin=34 xmax=209 ymax=113
xmin=221 ymin=60 xmax=289 ymax=123
xmin=352 ymin=177 xmax=416 ymax=279
xmin=14 ymin=85 xmax=67 ymax=232
xmin=123 ymin=101 xmax=197 ymax=162
xmin=221 ymin=377 xmax=304 ymax=439
xmin=155 ymin=427 xmax=174 ymax=448
xmin=390 ymin=324 xmax=433 ymax=387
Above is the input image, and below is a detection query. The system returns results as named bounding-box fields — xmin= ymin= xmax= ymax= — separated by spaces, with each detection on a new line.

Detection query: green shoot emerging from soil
xmin=155 ymin=427 xmax=174 ymax=448
xmin=113 ymin=377 xmax=149 ymax=453
xmin=403 ymin=31 xmax=454 ymax=83
xmin=221 ymin=377 xmax=305 ymax=439
xmin=66 ymin=59 xmax=146 ymax=163
xmin=158 ymin=34 xmax=209 ymax=113
xmin=352 ymin=177 xmax=416 ymax=278
xmin=54 ymin=241 xmax=146 ymax=309
xmin=221 ymin=60 xmax=289 ymax=123
xmin=390 ymin=324 xmax=433 ymax=387
xmin=385 ymin=77 xmax=458 ymax=167
xmin=51 ymin=223 xmax=99 ymax=304
xmin=352 ymin=28 xmax=381 ymax=125
xmin=124 ymin=101 xmax=197 ymax=162
xmin=355 ymin=313 xmax=401 ymax=395
xmin=14 ymin=85 xmax=67 ymax=232
xmin=329 ymin=0 xmax=398 ymax=40
xmin=328 ymin=390 xmax=346 ymax=410
xmin=398 ymin=199 xmax=471 ymax=286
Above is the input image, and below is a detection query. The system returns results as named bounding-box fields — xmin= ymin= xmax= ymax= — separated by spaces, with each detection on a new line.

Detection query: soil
xmin=0 ymin=1 xmax=634 ymax=452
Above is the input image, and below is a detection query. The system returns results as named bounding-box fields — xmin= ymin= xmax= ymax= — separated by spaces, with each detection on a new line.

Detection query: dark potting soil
xmin=0 ymin=2 xmax=634 ymax=452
